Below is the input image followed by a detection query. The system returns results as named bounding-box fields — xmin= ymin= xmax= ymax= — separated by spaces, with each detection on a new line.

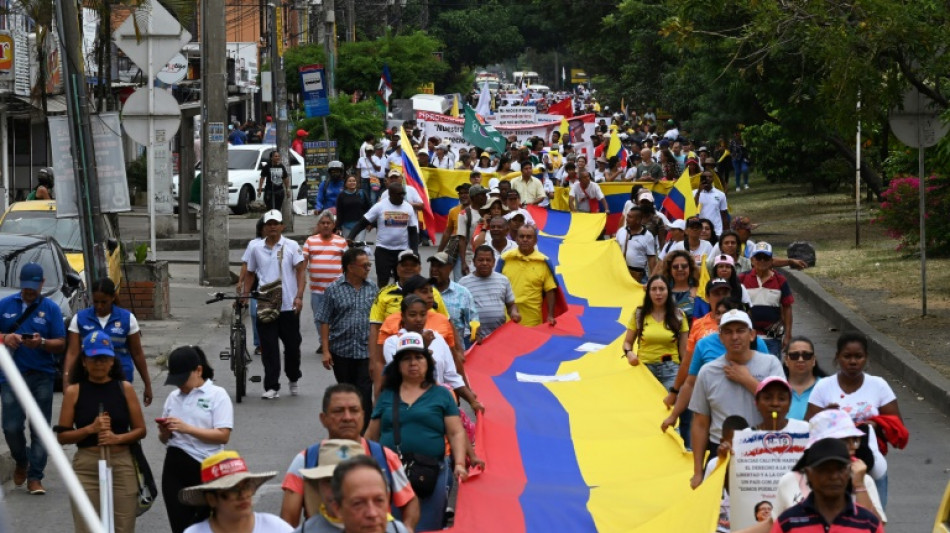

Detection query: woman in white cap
xmin=56 ymin=331 xmax=146 ymax=532
xmin=179 ymin=450 xmax=292 ymax=533
xmin=158 ymin=346 xmax=234 ymax=533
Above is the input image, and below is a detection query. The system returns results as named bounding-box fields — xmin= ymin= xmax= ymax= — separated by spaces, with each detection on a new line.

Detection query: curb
xmin=155 ymin=233 xmax=309 ymax=252
xmin=783 ymin=268 xmax=950 ymax=415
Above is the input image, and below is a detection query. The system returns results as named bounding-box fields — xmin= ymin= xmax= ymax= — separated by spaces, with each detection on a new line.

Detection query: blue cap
xmin=82 ymin=331 xmax=115 ymax=357
xmin=19 ymin=262 xmax=43 ymax=290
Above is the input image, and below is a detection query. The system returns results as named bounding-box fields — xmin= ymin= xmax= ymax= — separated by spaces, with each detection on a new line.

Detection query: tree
xmin=335 ymin=31 xmax=449 ymax=98
xmin=296 ymin=96 xmax=383 ymax=164
xmin=430 ymin=5 xmax=523 ymax=68
xmin=282 ymin=43 xmax=327 ymax=95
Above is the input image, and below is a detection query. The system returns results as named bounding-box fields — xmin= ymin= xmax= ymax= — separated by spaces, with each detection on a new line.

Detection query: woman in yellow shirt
xmin=622 ymin=275 xmax=689 ymax=394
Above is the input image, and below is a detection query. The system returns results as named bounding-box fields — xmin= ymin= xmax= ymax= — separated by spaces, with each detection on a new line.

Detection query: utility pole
xmin=270 ymin=2 xmax=293 ymax=231
xmin=56 ymin=0 xmax=104 ymax=294
xmin=347 ymin=0 xmax=355 ymax=42
xmin=201 ymin=0 xmax=232 ymax=285
xmin=324 ymin=0 xmax=336 ymax=98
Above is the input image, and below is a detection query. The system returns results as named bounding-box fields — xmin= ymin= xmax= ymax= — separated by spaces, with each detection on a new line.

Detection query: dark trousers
xmin=257 ymin=310 xmax=302 ymax=391
xmin=264 ymin=190 xmax=285 ymax=211
xmin=331 ymin=354 xmax=373 ymax=430
xmin=163 ymin=447 xmax=209 ymax=533
xmin=374 ymin=247 xmax=402 ymax=287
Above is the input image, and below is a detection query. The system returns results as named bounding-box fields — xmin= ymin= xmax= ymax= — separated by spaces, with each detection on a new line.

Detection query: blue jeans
xmin=733 ymin=160 xmax=750 ymax=188
xmin=763 ymin=337 xmax=783 ymax=358
xmin=1 ymin=372 xmax=54 ymax=481
xmin=875 ymin=472 xmax=888 ymax=509
xmin=361 ymin=179 xmax=378 ymax=205
xmin=645 ymin=360 xmax=679 ymax=390
xmin=416 ymin=458 xmax=450 ymax=531
xmin=249 ymin=297 xmax=260 ymax=347
xmin=310 ymin=291 xmax=325 ymax=342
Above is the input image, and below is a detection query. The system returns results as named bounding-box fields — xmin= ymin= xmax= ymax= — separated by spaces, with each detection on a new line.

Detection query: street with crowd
xmin=1 ymin=93 xmax=948 ymax=533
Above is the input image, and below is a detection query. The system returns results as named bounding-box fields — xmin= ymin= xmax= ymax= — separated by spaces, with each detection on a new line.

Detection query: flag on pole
xmin=548 ymin=98 xmax=574 ymax=117
xmin=463 ymin=105 xmax=507 ymax=153
xmin=375 ymin=64 xmax=392 ymax=114
xmin=562 ymin=66 xmax=566 ymax=84
xmin=660 ymin=171 xmax=699 ymax=221
xmin=475 ymin=81 xmax=492 ymax=116
xmin=450 ymin=94 xmax=459 ymax=117
xmin=606 ymin=132 xmax=622 ymax=159
xmin=399 ymin=127 xmax=436 ymax=243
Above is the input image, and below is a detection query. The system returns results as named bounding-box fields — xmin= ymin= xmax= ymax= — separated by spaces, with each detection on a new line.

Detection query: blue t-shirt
xmin=689 ymin=334 xmax=769 ymax=376
xmin=0 ymin=294 xmax=66 ymax=380
xmin=788 ymin=378 xmax=820 ymax=420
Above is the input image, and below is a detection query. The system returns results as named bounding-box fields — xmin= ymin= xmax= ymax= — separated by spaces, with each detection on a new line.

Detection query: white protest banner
xmin=728 ymin=428 xmax=808 ymax=530
xmin=415 ymin=111 xmax=596 ymax=154
xmin=493 ymin=105 xmax=537 ymax=125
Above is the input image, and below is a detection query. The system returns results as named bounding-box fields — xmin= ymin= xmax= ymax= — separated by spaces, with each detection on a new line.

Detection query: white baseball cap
xmin=667 ymin=219 xmax=686 ymax=231
xmin=719 ymin=309 xmax=753 ymax=329
xmin=263 ymin=209 xmax=282 ymax=223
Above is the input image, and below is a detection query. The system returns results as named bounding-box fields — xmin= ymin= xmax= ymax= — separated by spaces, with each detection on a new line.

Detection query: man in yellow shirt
xmin=510 ymin=165 xmax=545 ymax=206
xmin=497 ymin=225 xmax=557 ymax=327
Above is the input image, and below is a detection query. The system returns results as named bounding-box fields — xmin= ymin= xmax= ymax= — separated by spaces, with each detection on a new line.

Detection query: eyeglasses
xmin=787 ymin=351 xmax=815 ymax=361
xmin=671 ymin=264 xmax=690 ymax=271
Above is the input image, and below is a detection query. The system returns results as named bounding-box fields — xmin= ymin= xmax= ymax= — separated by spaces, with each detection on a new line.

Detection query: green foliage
xmin=133 ymin=242 xmax=149 ymax=264
xmin=742 ymin=123 xmax=842 ymax=191
xmin=336 ymin=31 xmax=449 ymax=98
xmin=296 ymin=96 xmax=382 ymax=164
xmin=282 ymin=44 xmax=327 ymax=95
xmin=126 ymin=153 xmax=147 ymax=192
xmin=874 ymin=175 xmax=950 ymax=256
xmin=431 ymin=5 xmax=523 ymax=68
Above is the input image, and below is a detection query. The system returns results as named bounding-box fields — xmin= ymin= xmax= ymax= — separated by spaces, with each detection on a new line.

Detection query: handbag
xmin=130 ymin=442 xmax=158 ymax=515
xmin=392 ymin=389 xmax=441 ymax=498
xmin=256 ymin=245 xmax=284 ymax=323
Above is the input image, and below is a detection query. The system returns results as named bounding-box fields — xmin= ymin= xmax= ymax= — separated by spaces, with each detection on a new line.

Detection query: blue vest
xmin=77 ymin=306 xmax=134 ymax=381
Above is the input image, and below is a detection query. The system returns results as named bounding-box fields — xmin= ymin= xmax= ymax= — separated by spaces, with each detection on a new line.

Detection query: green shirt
xmin=372 ymin=385 xmax=460 ymax=458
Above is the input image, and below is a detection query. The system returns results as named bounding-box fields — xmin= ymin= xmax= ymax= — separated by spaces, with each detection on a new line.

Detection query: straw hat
xmin=299 ymin=440 xmax=366 ymax=515
xmin=178 ymin=451 xmax=277 ymax=506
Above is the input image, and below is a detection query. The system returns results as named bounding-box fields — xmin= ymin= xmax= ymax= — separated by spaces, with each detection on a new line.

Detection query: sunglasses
xmin=671 ymin=264 xmax=690 ymax=271
xmin=787 ymin=351 xmax=815 ymax=361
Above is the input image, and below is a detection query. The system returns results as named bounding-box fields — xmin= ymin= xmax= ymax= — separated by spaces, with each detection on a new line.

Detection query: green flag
xmin=463 ymin=105 xmax=507 ymax=153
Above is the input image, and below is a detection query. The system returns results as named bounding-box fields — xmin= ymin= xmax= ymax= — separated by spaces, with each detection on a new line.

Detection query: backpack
xmin=304 ymin=440 xmax=394 ymax=491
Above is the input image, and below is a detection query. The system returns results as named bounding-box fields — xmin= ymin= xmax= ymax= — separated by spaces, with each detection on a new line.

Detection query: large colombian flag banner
xmin=446 ymin=208 xmax=726 ymax=532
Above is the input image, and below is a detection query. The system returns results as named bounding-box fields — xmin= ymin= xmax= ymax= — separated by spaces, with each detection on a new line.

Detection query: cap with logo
xmin=82 ymin=330 xmax=115 ymax=357
xmin=395 ymin=331 xmax=428 ymax=356
xmin=719 ymin=309 xmax=753 ymax=329
xmin=708 ymin=278 xmax=732 ymax=293
xmin=713 ymin=254 xmax=735 ymax=268
xmin=751 ymin=241 xmax=773 ymax=257
xmin=397 ymin=250 xmax=420 ymax=264
xmin=755 ymin=376 xmax=791 ymax=396
xmin=19 ymin=262 xmax=44 ymax=291
xmin=263 ymin=209 xmax=282 ymax=223
xmin=636 ymin=190 xmax=655 ymax=203
xmin=427 ymin=252 xmax=452 ymax=266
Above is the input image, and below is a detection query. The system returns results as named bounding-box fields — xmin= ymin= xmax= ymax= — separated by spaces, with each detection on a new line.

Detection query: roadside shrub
xmin=873 ymin=174 xmax=950 ymax=256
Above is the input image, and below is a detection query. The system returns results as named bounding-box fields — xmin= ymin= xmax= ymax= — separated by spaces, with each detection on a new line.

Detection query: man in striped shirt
xmin=303 ymin=210 xmax=348 ymax=353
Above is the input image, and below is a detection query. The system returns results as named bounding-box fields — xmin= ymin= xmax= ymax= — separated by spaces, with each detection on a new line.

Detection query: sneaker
xmin=289 ymin=382 xmax=299 ymax=396
xmin=736 ymin=186 xmax=741 ymax=192
xmin=27 ymin=480 xmax=45 ymax=495
xmin=261 ymin=389 xmax=279 ymax=400
xmin=13 ymin=464 xmax=27 ymax=487
xmin=744 ymin=184 xmax=750 ymax=190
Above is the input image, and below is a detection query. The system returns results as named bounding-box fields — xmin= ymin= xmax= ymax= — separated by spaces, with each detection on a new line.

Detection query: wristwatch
xmin=668 ymin=386 xmax=679 ymax=394
xmin=40 ymin=337 xmax=46 ymax=347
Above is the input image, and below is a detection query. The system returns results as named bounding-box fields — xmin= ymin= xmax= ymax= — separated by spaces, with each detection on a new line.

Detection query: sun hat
xmin=82 ymin=331 xmax=115 ymax=357
xmin=299 ymin=440 xmax=366 ymax=513
xmin=19 ymin=262 xmax=44 ymax=291
xmin=719 ymin=309 xmax=753 ymax=329
xmin=755 ymin=376 xmax=792 ymax=397
xmin=178 ymin=451 xmax=277 ymax=506
xmin=805 ymin=409 xmax=864 ymax=447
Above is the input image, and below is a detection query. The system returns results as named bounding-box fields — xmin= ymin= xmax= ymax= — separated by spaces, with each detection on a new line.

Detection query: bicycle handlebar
xmin=205 ymin=291 xmax=261 ymax=304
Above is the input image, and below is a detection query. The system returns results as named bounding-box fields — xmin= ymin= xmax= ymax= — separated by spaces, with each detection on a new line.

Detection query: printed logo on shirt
xmin=197 ymin=398 xmax=211 ymax=410
xmin=81 ymin=324 xmax=96 ymax=331
xmin=2 ymin=313 xmax=15 ymax=318
xmin=382 ymin=211 xmax=410 ymax=228
xmin=269 ymin=168 xmax=283 ymax=185
xmin=110 ymin=326 xmax=125 ymax=334
xmin=32 ymin=316 xmax=47 ymax=326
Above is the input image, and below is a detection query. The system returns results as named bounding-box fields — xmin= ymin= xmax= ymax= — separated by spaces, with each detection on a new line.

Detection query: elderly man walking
xmin=459 ymin=246 xmax=520 ymax=342
xmin=244 ymin=209 xmax=307 ymax=399
xmin=0 ymin=262 xmax=66 ymax=494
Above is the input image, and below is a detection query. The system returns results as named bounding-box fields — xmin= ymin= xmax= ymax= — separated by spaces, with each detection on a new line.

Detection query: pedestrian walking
xmin=63 ymin=277 xmax=153 ymax=406
xmin=244 ymin=210 xmax=306 ymax=399
xmin=259 ymin=150 xmax=290 ymax=211
xmin=158 ymin=346 xmax=234 ymax=533
xmin=303 ymin=210 xmax=348 ymax=353
xmin=347 ymin=183 xmax=420 ymax=287
xmin=0 ymin=262 xmax=66 ymax=495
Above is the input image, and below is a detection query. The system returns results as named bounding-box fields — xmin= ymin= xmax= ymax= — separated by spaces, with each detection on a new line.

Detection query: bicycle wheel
xmin=231 ymin=326 xmax=247 ymax=403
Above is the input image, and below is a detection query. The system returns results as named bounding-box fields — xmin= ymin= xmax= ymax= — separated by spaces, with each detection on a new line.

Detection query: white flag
xmin=475 ymin=81 xmax=492 ymax=116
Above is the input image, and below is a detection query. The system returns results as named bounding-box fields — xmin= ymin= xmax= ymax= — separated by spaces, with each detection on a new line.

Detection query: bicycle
xmin=205 ymin=292 xmax=262 ymax=403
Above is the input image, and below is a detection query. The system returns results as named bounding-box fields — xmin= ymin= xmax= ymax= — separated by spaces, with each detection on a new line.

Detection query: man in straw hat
xmin=178 ymin=450 xmax=292 ymax=532
xmin=293 ymin=440 xmax=411 ymax=533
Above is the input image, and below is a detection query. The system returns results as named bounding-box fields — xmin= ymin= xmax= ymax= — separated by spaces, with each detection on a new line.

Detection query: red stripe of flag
xmin=662 ymin=187 xmax=687 ymax=220
xmin=399 ymin=127 xmax=436 ymax=243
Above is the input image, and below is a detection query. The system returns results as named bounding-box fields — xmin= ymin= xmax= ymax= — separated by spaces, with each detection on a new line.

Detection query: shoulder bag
xmin=392 ymin=389 xmax=441 ymax=498
xmin=256 ymin=244 xmax=284 ymax=323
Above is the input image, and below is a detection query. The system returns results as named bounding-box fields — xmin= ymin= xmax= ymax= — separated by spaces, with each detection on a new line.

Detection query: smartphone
xmin=155 ymin=417 xmax=168 ymax=424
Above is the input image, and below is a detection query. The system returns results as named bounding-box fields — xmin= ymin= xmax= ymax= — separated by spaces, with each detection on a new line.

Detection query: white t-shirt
xmin=539 ymin=176 xmax=555 ymax=208
xmin=593 ymin=168 xmax=606 ymax=182
xmin=357 ymin=156 xmax=374 ymax=180
xmin=807 ymin=375 xmax=897 ymax=424
xmin=363 ymin=198 xmax=418 ymax=251
xmin=615 ymin=226 xmax=656 ymax=269
xmin=246 ymin=237 xmax=305 ymax=312
xmin=697 ymin=188 xmax=728 ymax=235
xmin=68 ymin=313 xmax=140 ymax=334
xmin=162 ymin=380 xmax=234 ymax=462
xmin=184 ymin=513 xmax=292 ymax=533
xmin=658 ymin=239 xmax=713 ymax=265
xmin=569 ymin=181 xmax=605 ymax=213
xmin=371 ymin=154 xmax=386 ymax=178
xmin=382 ymin=328 xmax=464 ymax=390
xmin=622 ymin=166 xmax=639 ymax=181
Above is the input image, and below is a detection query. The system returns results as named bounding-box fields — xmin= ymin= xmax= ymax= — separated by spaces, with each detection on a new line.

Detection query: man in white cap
xmin=688 ymin=309 xmax=783 ymax=489
xmin=243 ymin=209 xmax=307 ymax=399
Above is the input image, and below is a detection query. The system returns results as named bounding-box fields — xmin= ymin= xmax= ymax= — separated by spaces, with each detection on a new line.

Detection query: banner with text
xmin=415 ymin=111 xmax=596 ymax=153
xmin=728 ymin=428 xmax=808 ymax=530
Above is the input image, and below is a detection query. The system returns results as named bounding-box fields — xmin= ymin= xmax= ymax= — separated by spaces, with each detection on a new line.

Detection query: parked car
xmin=0 ymin=234 xmax=87 ymax=390
xmin=0 ymin=201 xmax=122 ymax=288
xmin=171 ymin=144 xmax=307 ymax=214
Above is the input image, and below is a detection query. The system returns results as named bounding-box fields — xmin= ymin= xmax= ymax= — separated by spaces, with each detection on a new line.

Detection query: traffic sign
xmin=120 ymin=86 xmax=181 ymax=146
xmin=156 ymin=53 xmax=188 ymax=85
xmin=113 ymin=0 xmax=191 ymax=70
xmin=889 ymin=88 xmax=949 ymax=148
xmin=299 ymin=64 xmax=329 ymax=117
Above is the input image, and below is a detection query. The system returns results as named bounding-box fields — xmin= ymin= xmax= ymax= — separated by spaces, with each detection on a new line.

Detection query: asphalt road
xmin=1 ymin=252 xmax=948 ymax=531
